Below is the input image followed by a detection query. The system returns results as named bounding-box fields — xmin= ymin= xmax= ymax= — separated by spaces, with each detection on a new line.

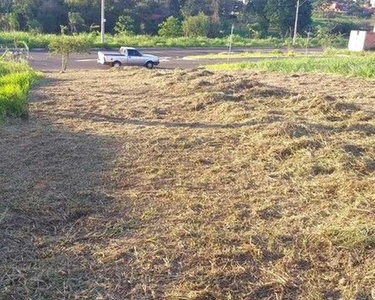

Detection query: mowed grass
xmin=206 ymin=56 xmax=375 ymax=79
xmin=0 ymin=61 xmax=40 ymax=121
xmin=1 ymin=68 xmax=375 ymax=299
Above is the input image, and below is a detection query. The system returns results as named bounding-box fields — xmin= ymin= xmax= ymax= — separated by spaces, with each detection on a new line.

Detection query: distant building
xmin=355 ymin=0 xmax=375 ymax=7
xmin=320 ymin=1 xmax=349 ymax=13
xmin=322 ymin=0 xmax=375 ymax=15
xmin=349 ymin=30 xmax=375 ymax=51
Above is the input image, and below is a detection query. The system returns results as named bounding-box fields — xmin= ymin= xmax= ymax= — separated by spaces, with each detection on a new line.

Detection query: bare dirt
xmin=1 ymin=68 xmax=375 ymax=299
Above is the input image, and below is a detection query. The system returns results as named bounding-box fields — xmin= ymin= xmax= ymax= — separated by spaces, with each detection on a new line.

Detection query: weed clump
xmin=293 ymin=95 xmax=360 ymax=121
xmin=323 ymin=225 xmax=375 ymax=250
xmin=0 ymin=61 xmax=40 ymax=121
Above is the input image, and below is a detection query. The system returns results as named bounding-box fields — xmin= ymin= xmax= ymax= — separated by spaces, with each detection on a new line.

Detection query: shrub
xmin=114 ymin=15 xmax=134 ymax=36
xmin=0 ymin=61 xmax=40 ymax=121
xmin=315 ymin=26 xmax=338 ymax=49
xmin=48 ymin=34 xmax=93 ymax=71
xmin=182 ymin=13 xmax=210 ymax=37
xmin=158 ymin=16 xmax=183 ymax=37
xmin=68 ymin=12 xmax=85 ymax=34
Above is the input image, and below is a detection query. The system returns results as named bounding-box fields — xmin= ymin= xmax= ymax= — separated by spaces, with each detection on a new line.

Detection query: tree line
xmin=0 ymin=0 xmax=314 ymax=38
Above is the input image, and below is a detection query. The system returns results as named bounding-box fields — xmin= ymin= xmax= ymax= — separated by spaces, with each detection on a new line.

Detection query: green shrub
xmin=182 ymin=13 xmax=210 ymax=38
xmin=114 ymin=15 xmax=135 ymax=36
xmin=247 ymin=23 xmax=263 ymax=39
xmin=0 ymin=61 xmax=40 ymax=121
xmin=271 ymin=49 xmax=284 ymax=55
xmin=48 ymin=34 xmax=93 ymax=71
xmin=158 ymin=16 xmax=183 ymax=38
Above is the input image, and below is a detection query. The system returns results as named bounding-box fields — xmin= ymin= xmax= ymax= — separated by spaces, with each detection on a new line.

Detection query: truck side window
xmin=128 ymin=50 xmax=142 ymax=57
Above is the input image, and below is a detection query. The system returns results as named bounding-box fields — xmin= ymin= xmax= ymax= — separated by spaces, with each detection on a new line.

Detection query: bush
xmin=48 ymin=34 xmax=93 ymax=71
xmin=182 ymin=13 xmax=210 ymax=37
xmin=114 ymin=15 xmax=134 ymax=36
xmin=158 ymin=16 xmax=183 ymax=37
xmin=0 ymin=61 xmax=40 ymax=121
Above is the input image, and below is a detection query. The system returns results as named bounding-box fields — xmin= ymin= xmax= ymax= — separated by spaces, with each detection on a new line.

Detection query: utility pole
xmin=101 ymin=0 xmax=105 ymax=44
xmin=228 ymin=23 xmax=234 ymax=62
xmin=293 ymin=0 xmax=300 ymax=46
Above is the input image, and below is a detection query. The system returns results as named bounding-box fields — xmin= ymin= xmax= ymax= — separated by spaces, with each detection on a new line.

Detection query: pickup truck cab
xmin=97 ymin=47 xmax=160 ymax=69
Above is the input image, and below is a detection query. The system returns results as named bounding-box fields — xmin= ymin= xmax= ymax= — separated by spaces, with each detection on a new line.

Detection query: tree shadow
xmin=307 ymin=122 xmax=375 ymax=136
xmin=0 ymin=114 xmax=122 ymax=298
xmin=55 ymin=111 xmax=282 ymax=129
xmin=30 ymin=77 xmax=71 ymax=103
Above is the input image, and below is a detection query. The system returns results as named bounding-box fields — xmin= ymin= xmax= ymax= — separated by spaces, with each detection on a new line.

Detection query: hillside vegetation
xmin=1 ymin=68 xmax=374 ymax=299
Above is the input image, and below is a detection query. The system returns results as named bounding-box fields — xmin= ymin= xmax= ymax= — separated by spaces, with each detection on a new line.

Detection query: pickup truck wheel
xmin=112 ymin=61 xmax=122 ymax=68
xmin=145 ymin=61 xmax=154 ymax=69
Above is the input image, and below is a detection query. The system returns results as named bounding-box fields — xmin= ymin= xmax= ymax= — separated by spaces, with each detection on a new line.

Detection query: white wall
xmin=348 ymin=30 xmax=366 ymax=51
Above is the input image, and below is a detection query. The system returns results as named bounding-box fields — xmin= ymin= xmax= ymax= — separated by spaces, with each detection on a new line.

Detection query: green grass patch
xmin=185 ymin=49 xmax=321 ymax=60
xmin=323 ymin=224 xmax=375 ymax=250
xmin=206 ymin=56 xmax=375 ymax=78
xmin=0 ymin=61 xmax=40 ymax=121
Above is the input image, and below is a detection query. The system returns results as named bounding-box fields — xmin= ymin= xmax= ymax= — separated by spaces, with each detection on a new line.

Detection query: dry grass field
xmin=1 ymin=68 xmax=375 ymax=300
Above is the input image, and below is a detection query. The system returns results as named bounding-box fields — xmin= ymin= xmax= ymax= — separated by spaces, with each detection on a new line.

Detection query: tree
xmin=37 ymin=0 xmax=68 ymax=33
xmin=182 ymin=12 xmax=210 ymax=37
xmin=10 ymin=12 xmax=20 ymax=31
xmin=68 ymin=11 xmax=85 ymax=33
xmin=0 ymin=0 xmax=12 ymax=14
xmin=114 ymin=15 xmax=134 ymax=35
xmin=266 ymin=0 xmax=312 ymax=36
xmin=128 ymin=1 xmax=167 ymax=35
xmin=209 ymin=0 xmax=220 ymax=37
xmin=182 ymin=0 xmax=212 ymax=16
xmin=168 ymin=0 xmax=181 ymax=17
xmin=48 ymin=34 xmax=92 ymax=71
xmin=158 ymin=16 xmax=183 ymax=37
xmin=246 ymin=0 xmax=270 ymax=37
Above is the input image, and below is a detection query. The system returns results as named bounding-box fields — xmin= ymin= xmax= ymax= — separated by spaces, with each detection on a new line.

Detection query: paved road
xmin=24 ymin=47 xmax=322 ymax=71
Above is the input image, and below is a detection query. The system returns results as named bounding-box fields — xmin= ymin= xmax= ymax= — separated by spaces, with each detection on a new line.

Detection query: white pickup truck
xmin=97 ymin=47 xmax=160 ymax=69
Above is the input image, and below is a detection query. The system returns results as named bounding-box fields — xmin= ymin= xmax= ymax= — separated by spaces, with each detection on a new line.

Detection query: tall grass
xmin=0 ymin=61 xmax=40 ymax=121
xmin=207 ymin=56 xmax=375 ymax=78
xmin=0 ymin=31 xmax=348 ymax=49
